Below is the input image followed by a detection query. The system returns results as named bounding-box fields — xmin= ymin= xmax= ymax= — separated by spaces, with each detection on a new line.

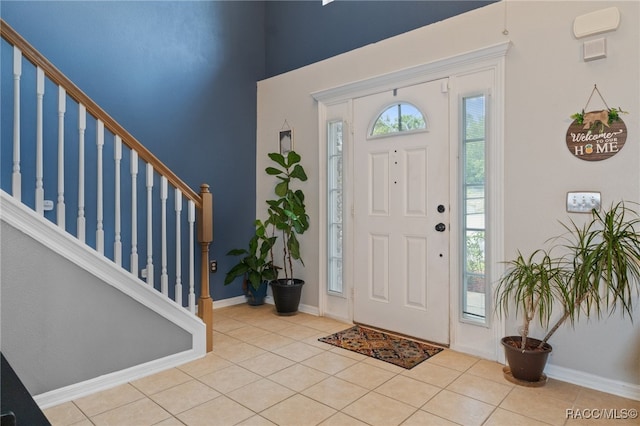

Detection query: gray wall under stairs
xmin=0 ymin=221 xmax=192 ymax=396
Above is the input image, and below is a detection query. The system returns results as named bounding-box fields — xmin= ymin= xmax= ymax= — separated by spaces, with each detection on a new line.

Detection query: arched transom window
xmin=370 ymin=102 xmax=427 ymax=137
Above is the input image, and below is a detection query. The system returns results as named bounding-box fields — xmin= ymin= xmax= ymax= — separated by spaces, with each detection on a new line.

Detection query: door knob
xmin=435 ymin=223 xmax=446 ymax=232
xmin=437 ymin=204 xmax=446 ymax=213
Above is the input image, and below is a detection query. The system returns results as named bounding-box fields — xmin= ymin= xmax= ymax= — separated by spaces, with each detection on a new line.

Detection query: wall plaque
xmin=566 ymin=113 xmax=627 ymax=161
xmin=566 ymin=85 xmax=627 ymax=161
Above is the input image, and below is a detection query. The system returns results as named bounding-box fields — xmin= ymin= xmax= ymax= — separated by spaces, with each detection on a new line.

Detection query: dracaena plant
xmin=496 ymin=201 xmax=640 ymax=350
xmin=265 ymin=151 xmax=309 ymax=283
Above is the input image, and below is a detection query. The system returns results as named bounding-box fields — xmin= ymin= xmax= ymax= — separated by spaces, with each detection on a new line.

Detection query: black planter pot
xmin=270 ymin=279 xmax=304 ymax=315
xmin=246 ymin=281 xmax=268 ymax=306
xmin=501 ymin=336 xmax=552 ymax=383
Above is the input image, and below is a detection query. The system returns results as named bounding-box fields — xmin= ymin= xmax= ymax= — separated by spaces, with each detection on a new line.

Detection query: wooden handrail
xmin=0 ymin=19 xmax=202 ymax=208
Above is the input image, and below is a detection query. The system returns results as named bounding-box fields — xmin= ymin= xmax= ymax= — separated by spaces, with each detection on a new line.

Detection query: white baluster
xmin=174 ymin=189 xmax=183 ymax=307
xmin=146 ymin=163 xmax=154 ymax=285
xmin=35 ymin=67 xmax=45 ymax=214
xmin=188 ymin=200 xmax=196 ymax=314
xmin=96 ymin=120 xmax=104 ymax=254
xmin=57 ymin=86 xmax=66 ymax=228
xmin=12 ymin=47 xmax=22 ymax=201
xmin=77 ymin=104 xmax=86 ymax=242
xmin=114 ymin=136 xmax=122 ymax=266
xmin=160 ymin=176 xmax=168 ymax=296
xmin=130 ymin=151 xmax=139 ymax=275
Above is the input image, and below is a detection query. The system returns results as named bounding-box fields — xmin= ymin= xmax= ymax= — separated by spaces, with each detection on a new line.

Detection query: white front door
xmin=353 ymin=79 xmax=450 ymax=344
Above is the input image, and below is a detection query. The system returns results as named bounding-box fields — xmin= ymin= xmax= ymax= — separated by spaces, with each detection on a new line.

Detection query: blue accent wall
xmin=1 ymin=1 xmax=266 ymax=301
xmin=264 ymin=0 xmax=495 ymax=77
xmin=1 ymin=0 xmax=492 ymax=301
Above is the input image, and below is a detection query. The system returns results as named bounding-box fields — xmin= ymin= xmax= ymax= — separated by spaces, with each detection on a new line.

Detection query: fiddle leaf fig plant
xmin=265 ymin=151 xmax=309 ymax=283
xmin=496 ymin=201 xmax=640 ymax=350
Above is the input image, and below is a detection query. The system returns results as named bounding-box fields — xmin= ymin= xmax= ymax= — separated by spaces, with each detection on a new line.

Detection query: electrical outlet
xmin=567 ymin=192 xmax=601 ymax=213
xmin=210 ymin=260 xmax=217 ymax=273
xmin=141 ymin=268 xmax=147 ymax=278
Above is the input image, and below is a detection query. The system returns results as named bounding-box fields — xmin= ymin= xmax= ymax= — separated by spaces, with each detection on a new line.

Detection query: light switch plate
xmin=567 ymin=192 xmax=601 ymax=213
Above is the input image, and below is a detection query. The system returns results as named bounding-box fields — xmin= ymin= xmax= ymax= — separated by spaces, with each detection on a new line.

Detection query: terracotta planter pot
xmin=501 ymin=336 xmax=552 ymax=382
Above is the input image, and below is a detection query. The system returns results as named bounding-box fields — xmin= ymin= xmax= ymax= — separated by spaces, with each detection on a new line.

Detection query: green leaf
xmin=290 ymin=164 xmax=308 ymax=181
xmin=286 ymin=151 xmax=301 ymax=166
xmin=265 ymin=167 xmax=282 ymax=176
xmin=275 ymin=181 xmax=289 ymax=197
xmin=268 ymin=152 xmax=287 ymax=168
xmin=226 ymin=248 xmax=247 ymax=256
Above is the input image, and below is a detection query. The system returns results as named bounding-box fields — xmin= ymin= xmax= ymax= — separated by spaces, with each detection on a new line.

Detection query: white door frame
xmin=313 ymin=41 xmax=510 ymax=361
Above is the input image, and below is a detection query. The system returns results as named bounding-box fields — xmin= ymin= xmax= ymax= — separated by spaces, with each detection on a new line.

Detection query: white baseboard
xmin=34 ymin=348 xmax=204 ymax=409
xmin=545 ymin=363 xmax=640 ymax=401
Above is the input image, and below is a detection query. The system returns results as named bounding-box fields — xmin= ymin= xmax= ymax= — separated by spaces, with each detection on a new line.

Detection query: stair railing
xmin=1 ymin=19 xmax=214 ymax=351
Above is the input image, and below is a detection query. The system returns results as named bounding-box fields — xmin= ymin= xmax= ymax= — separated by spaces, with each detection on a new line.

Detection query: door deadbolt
xmin=435 ymin=223 xmax=446 ymax=232
xmin=437 ymin=204 xmax=446 ymax=213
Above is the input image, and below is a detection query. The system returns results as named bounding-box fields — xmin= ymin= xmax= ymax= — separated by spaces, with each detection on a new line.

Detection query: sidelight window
xmin=461 ymin=94 xmax=487 ymax=323
xmin=327 ymin=120 xmax=344 ymax=294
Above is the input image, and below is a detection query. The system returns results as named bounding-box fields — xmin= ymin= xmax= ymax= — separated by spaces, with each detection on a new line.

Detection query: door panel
xmin=353 ymin=79 xmax=450 ymax=344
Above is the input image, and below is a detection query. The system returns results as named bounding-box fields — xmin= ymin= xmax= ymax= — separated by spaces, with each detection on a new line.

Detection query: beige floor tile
xmin=238 ymin=351 xmax=295 ymax=377
xmin=131 ymin=368 xmax=193 ymax=395
xmin=43 ymin=401 xmax=87 ymax=426
xmin=90 ymin=398 xmax=171 ymax=426
xmin=500 ymin=386 xmax=574 ymax=426
xmin=177 ymin=352 xmax=234 ymax=377
xmin=342 ymin=391 xmax=417 ymax=426
xmin=261 ymin=394 xmax=337 ymax=426
xmin=277 ymin=324 xmax=326 ymax=340
xmin=148 ymin=379 xmax=220 ymax=415
xmin=466 ymin=359 xmax=512 ymax=384
xmin=154 ymin=417 xmax=191 ymax=426
xmin=253 ymin=317 xmax=297 ymax=333
xmin=402 ymin=361 xmax=461 ymax=388
xmin=268 ymin=363 xmax=329 ymax=392
xmin=302 ymin=332 xmax=342 ymax=349
xmin=427 ymin=349 xmax=480 ymax=372
xmin=236 ymin=415 xmax=277 ymax=425
xmin=301 ymin=351 xmax=359 ymax=375
xmin=422 ymin=389 xmax=495 ymax=426
xmin=72 ymin=383 xmax=145 ymax=417
xmin=484 ymin=407 xmax=551 ymax=426
xmin=198 ymin=364 xmax=262 ymax=394
xmin=319 ymin=412 xmax=370 ymax=426
xmin=227 ymin=325 xmax=276 ymax=342
xmin=249 ymin=332 xmax=296 ymax=351
xmin=211 ymin=340 xmax=267 ymax=363
xmin=212 ymin=317 xmax=246 ymax=333
xmin=575 ymin=387 xmax=640 ymax=411
xmin=335 ymin=361 xmax=397 ymax=389
xmin=176 ymin=395 xmax=255 ymax=426
xmin=302 ymin=376 xmax=369 ymax=410
xmin=446 ymin=373 xmax=512 ymax=405
xmin=401 ymin=409 xmax=459 ymax=425
xmin=361 ymin=356 xmax=407 ymax=373
xmin=272 ymin=341 xmax=325 ymax=362
xmin=326 ymin=346 xmax=368 ymax=361
xmin=227 ymin=378 xmax=295 ymax=412
xmin=374 ymin=375 xmax=440 ymax=407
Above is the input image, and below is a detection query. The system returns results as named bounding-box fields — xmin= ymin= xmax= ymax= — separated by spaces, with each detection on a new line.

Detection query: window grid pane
xmin=327 ymin=121 xmax=344 ymax=294
xmin=462 ymin=95 xmax=486 ymax=322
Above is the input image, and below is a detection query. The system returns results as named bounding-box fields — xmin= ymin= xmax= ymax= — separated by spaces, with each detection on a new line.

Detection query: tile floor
xmin=44 ymin=304 xmax=639 ymax=426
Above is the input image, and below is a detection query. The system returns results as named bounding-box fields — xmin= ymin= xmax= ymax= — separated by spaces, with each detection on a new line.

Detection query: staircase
xmin=0 ymin=19 xmax=214 ymax=409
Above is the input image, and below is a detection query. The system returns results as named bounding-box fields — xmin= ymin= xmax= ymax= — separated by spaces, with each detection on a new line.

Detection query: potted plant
xmin=224 ymin=220 xmax=277 ymax=306
xmin=264 ymin=151 xmax=310 ymax=314
xmin=495 ymin=201 xmax=640 ymax=384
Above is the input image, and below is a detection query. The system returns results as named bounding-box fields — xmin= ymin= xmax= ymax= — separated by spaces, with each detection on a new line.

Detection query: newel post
xmin=197 ymin=184 xmax=214 ymax=352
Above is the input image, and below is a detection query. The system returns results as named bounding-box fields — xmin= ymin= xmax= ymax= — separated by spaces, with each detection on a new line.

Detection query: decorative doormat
xmin=318 ymin=325 xmax=443 ymax=369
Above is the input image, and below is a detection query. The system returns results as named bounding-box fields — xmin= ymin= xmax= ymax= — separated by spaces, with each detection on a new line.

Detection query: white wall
xmin=257 ymin=1 xmax=639 ymax=394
